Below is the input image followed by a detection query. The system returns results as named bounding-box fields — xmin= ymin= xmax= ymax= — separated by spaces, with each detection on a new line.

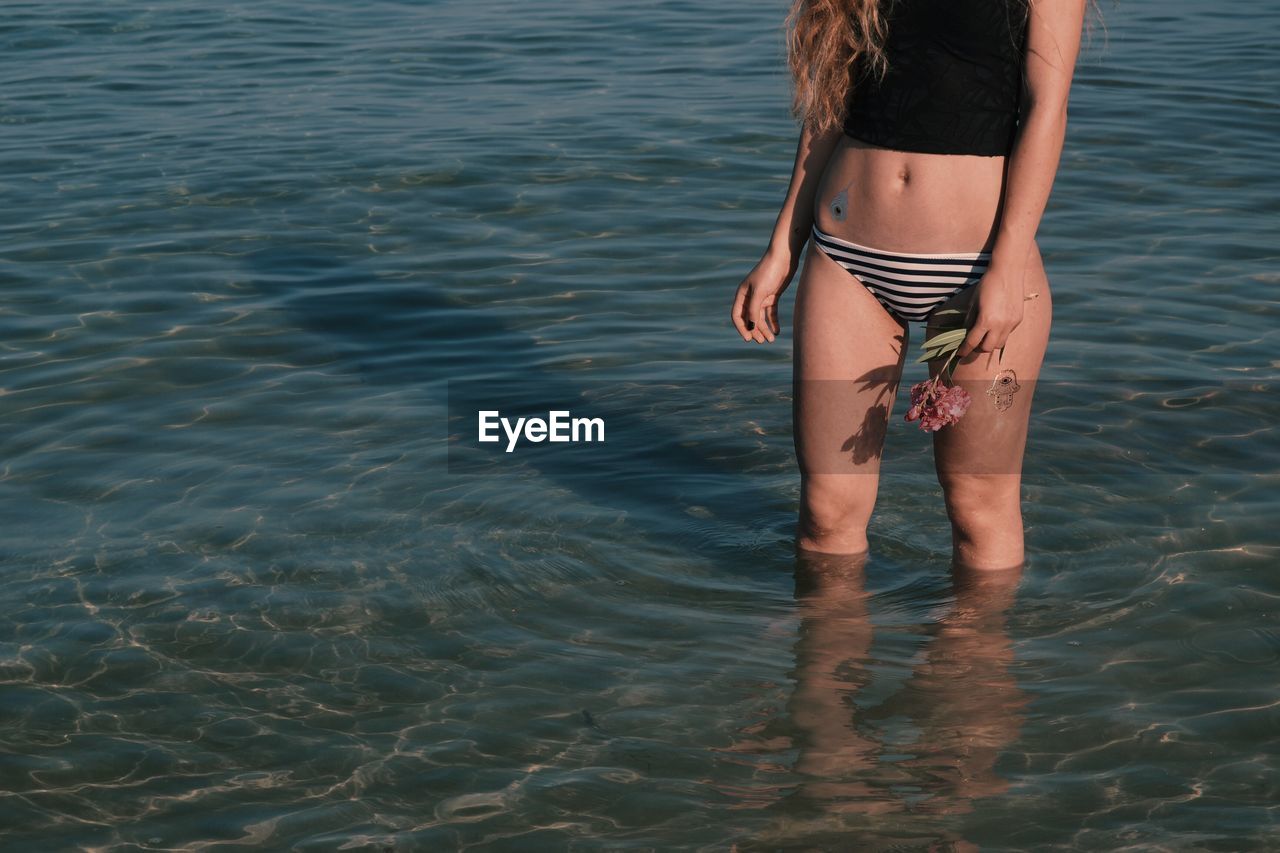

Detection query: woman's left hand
xmin=956 ymin=265 xmax=1025 ymax=359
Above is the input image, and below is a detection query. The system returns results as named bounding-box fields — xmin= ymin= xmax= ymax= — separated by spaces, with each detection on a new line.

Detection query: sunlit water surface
xmin=1 ymin=0 xmax=1277 ymax=849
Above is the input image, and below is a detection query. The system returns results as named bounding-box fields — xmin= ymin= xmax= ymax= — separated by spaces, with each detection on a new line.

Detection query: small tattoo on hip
xmin=830 ymin=188 xmax=848 ymax=221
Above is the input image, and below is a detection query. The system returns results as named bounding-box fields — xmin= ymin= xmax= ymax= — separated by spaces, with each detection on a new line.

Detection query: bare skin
xmin=732 ymin=1 xmax=1086 ymax=569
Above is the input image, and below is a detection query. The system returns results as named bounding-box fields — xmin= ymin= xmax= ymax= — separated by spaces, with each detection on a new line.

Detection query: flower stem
xmin=939 ymin=348 xmax=960 ymax=385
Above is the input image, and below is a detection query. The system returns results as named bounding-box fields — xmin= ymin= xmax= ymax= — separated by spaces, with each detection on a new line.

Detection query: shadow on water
xmin=268 ymin=256 xmax=797 ymax=560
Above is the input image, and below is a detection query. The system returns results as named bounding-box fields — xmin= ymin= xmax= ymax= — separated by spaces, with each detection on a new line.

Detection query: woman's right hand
xmin=731 ymin=248 xmax=798 ymax=344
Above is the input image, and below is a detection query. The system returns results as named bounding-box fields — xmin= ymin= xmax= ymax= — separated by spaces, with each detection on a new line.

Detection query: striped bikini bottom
xmin=810 ymin=223 xmax=991 ymax=324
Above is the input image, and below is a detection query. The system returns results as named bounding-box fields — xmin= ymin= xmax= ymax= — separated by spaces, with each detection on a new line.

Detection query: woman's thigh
xmin=793 ymin=241 xmax=911 ymax=483
xmin=930 ymin=244 xmax=1054 ymax=481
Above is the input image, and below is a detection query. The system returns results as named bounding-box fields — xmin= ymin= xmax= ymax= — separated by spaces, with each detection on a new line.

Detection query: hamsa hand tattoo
xmin=987 ymin=369 xmax=1020 ymax=411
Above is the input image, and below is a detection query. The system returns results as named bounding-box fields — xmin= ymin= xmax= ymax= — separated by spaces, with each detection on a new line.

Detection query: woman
xmin=732 ymin=0 xmax=1086 ymax=570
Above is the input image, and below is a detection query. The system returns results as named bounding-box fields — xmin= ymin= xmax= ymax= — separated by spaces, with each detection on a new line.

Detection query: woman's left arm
xmin=958 ymin=0 xmax=1088 ymax=358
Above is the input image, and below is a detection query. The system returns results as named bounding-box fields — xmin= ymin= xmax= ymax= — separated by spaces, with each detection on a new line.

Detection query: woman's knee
xmin=939 ymin=473 xmax=1022 ymax=531
xmin=799 ymin=474 xmax=877 ymax=542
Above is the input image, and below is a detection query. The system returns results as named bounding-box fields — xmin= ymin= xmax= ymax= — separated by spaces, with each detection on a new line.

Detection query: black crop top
xmin=843 ymin=0 xmax=1030 ymax=156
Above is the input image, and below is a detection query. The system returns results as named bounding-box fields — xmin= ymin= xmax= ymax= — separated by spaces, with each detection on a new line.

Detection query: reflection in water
xmin=858 ymin=559 xmax=1030 ymax=816
xmin=731 ymin=550 xmax=1029 ymax=850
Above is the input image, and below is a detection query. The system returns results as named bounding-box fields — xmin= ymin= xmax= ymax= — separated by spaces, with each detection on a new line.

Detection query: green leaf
xmin=921 ymin=345 xmax=959 ymax=361
xmin=917 ymin=345 xmax=955 ymax=364
xmin=918 ymin=343 xmax=959 ymax=362
xmin=923 ymin=328 xmax=967 ymax=348
xmin=915 ymin=324 xmax=970 ymax=364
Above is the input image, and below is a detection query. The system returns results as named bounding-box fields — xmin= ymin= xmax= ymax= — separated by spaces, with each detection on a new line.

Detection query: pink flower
xmin=904 ymin=378 xmax=971 ymax=432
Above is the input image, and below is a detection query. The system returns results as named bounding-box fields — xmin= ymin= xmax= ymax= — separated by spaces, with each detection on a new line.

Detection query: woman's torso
xmin=814 ymin=0 xmax=1029 ymax=254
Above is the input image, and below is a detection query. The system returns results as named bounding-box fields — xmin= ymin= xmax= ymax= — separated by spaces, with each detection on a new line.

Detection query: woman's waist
xmin=815 ymin=136 xmax=1008 ymax=253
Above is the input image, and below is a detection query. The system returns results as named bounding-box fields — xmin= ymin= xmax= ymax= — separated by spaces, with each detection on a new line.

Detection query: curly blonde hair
xmin=785 ymin=0 xmax=892 ymax=133
xmin=786 ymin=0 xmax=1060 ymax=133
